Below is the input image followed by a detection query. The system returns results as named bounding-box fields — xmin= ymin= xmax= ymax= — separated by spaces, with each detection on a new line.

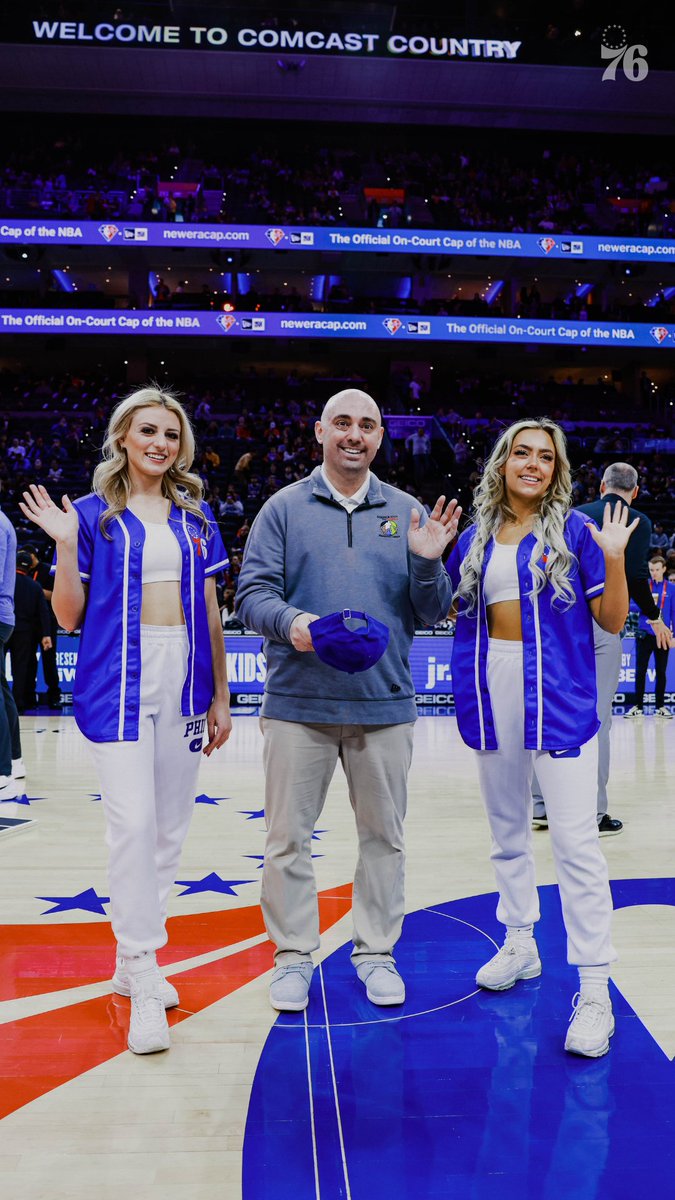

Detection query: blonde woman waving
xmin=447 ymin=418 xmax=637 ymax=1058
xmin=21 ymin=387 xmax=231 ymax=1055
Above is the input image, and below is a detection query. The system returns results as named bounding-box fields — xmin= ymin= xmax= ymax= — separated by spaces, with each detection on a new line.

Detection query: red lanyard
xmin=651 ymin=581 xmax=667 ymax=612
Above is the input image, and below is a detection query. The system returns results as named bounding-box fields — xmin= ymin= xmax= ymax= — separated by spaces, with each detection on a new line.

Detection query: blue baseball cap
xmin=310 ymin=609 xmax=390 ymax=674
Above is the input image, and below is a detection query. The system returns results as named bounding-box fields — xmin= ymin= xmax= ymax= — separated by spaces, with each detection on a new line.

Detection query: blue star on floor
xmin=0 ymin=793 xmax=46 ymax=806
xmin=37 ymin=887 xmax=110 ymax=915
xmin=238 ymin=808 xmax=266 ymax=820
xmin=174 ymin=872 xmax=256 ymax=897
xmin=195 ymin=793 xmax=229 ymax=805
xmin=243 ymin=854 xmax=324 ymax=869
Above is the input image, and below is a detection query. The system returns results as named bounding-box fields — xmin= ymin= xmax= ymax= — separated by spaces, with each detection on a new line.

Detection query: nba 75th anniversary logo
xmin=600 ymin=25 xmax=648 ymax=81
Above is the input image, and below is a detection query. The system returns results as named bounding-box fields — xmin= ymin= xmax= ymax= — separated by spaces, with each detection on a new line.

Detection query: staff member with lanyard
xmin=627 ymin=555 xmax=674 ymax=717
xmin=447 ymin=419 xmax=637 ymax=1057
xmin=20 ymin=387 xmax=232 ymax=1055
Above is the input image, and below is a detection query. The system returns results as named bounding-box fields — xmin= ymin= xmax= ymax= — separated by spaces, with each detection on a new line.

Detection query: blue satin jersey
xmin=52 ymin=494 xmax=228 ymax=742
xmin=447 ymin=509 xmax=605 ymax=751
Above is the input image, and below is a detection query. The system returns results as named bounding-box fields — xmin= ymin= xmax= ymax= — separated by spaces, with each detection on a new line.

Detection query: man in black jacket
xmin=8 ymin=550 xmax=52 ymax=713
xmin=533 ymin=462 xmax=672 ymax=835
xmin=21 ymin=544 xmax=61 ymax=708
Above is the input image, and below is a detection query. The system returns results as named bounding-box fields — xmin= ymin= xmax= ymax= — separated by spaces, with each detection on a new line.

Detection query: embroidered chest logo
xmin=187 ymin=527 xmax=208 ymax=558
xmin=379 ymin=516 xmax=400 ymax=538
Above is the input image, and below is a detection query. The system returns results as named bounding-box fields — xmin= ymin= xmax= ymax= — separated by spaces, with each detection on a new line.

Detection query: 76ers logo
xmin=383 ymin=318 xmax=402 ymax=335
xmin=98 ymin=224 xmax=119 ymax=242
xmin=187 ymin=527 xmax=208 ymax=557
xmin=650 ymin=326 xmax=669 ymax=345
xmin=537 ymin=237 xmax=556 ymax=254
xmin=265 ymin=227 xmax=286 ymax=246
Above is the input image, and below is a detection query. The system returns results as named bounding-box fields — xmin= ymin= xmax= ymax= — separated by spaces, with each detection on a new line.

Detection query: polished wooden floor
xmin=0 ymin=709 xmax=674 ymax=1199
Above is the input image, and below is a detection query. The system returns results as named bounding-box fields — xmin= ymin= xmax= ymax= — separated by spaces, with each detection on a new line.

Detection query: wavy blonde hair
xmin=92 ymin=386 xmax=205 ymax=535
xmin=454 ymin=417 xmax=577 ymax=612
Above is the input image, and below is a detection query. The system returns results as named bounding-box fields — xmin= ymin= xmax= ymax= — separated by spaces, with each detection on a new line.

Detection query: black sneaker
xmin=598 ymin=814 xmax=623 ymax=836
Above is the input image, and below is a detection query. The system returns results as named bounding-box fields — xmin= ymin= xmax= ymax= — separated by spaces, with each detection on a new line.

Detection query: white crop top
xmin=483 ymin=539 xmax=520 ymax=605
xmin=141 ymin=521 xmax=182 ymax=584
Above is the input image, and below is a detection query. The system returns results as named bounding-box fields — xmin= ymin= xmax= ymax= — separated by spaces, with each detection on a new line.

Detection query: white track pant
xmin=85 ymin=625 xmax=206 ymax=958
xmin=475 ymin=639 xmax=616 ymax=966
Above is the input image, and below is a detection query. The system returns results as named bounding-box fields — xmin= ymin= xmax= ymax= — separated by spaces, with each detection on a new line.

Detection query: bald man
xmin=236 ymin=390 xmax=460 ymax=1012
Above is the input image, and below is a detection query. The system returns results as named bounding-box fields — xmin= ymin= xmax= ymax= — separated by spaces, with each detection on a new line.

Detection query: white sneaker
xmin=127 ymin=964 xmax=170 ymax=1051
xmin=11 ymin=757 xmax=26 ymax=779
xmin=565 ymin=992 xmax=615 ymax=1057
xmin=356 ymin=961 xmax=406 ymax=1006
xmin=623 ymin=706 xmax=643 ymax=719
xmin=0 ymin=774 xmax=19 ymax=801
xmin=476 ymin=938 xmax=542 ymax=991
xmin=269 ymin=962 xmax=314 ymax=1011
xmin=113 ymin=955 xmax=179 ymax=1008
xmin=654 ymin=707 xmax=673 ymax=719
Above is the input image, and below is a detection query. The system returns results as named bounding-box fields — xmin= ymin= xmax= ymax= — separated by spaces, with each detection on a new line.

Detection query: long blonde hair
xmin=454 ymin=417 xmax=576 ymax=611
xmin=92 ymin=386 xmax=205 ymax=535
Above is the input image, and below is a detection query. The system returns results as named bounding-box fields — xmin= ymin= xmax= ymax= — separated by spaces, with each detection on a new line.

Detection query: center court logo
xmin=383 ymin=318 xmax=402 ymax=335
xmin=265 ymin=227 xmax=286 ymax=246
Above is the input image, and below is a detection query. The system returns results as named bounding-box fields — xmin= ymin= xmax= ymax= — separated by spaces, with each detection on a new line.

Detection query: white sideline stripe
xmin=303 ymin=1009 xmax=321 ymax=1200
xmin=319 ymin=963 xmax=352 ymax=1200
xmin=0 ymin=932 xmax=270 ymax=1025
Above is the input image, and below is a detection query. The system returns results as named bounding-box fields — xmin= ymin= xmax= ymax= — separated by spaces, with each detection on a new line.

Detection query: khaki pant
xmin=260 ymin=718 xmax=415 ymax=966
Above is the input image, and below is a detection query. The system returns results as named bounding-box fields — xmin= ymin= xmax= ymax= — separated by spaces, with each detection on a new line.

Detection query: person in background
xmin=532 ymin=462 xmax=672 ymax=836
xmin=20 ymin=544 xmax=61 ymax=708
xmin=625 ymin=555 xmax=674 ymax=719
xmin=0 ymin=489 xmax=24 ymax=798
xmin=8 ymin=549 xmax=52 ymax=713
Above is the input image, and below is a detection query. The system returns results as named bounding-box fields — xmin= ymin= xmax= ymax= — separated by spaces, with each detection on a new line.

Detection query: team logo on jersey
xmin=216 ymin=314 xmax=237 ymax=333
xmin=650 ymin=326 xmax=669 ymax=345
xmin=379 ymin=516 xmax=400 ymax=537
xmin=187 ymin=526 xmax=208 ymax=557
xmin=98 ymin=224 xmax=119 ymax=242
xmin=265 ymin=227 xmax=286 ymax=246
xmin=383 ymin=318 xmax=402 ymax=335
xmin=537 ymin=237 xmax=557 ymax=254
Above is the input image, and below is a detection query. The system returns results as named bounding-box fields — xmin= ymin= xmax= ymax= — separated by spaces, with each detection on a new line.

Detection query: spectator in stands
xmin=650 ymin=522 xmax=670 ymax=550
